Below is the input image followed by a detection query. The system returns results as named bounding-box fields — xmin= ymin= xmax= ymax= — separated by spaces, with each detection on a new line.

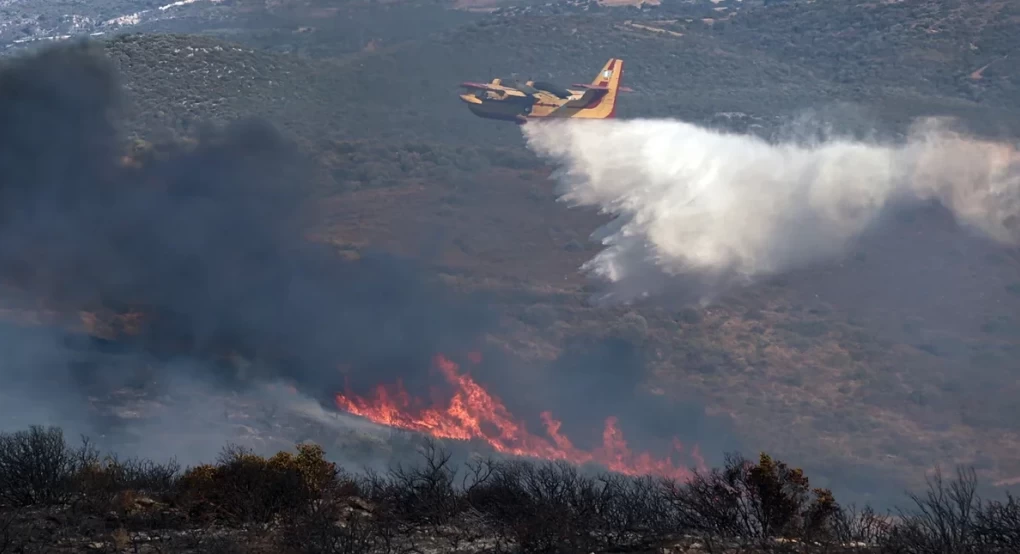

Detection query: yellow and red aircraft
xmin=458 ymin=58 xmax=630 ymax=124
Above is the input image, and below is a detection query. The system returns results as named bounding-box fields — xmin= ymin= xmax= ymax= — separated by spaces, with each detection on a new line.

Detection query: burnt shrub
xmin=0 ymin=426 xmax=80 ymax=507
xmin=0 ymin=509 xmax=14 ymax=554
xmin=662 ymin=452 xmax=842 ymax=546
xmin=465 ymin=459 xmax=609 ymax=553
xmin=382 ymin=438 xmax=462 ymax=526
xmin=876 ymin=466 xmax=1020 ymax=554
xmin=72 ymin=447 xmax=182 ymax=521
xmin=4 ymin=424 xmax=1020 ymax=553
xmin=460 ymin=456 xmax=680 ymax=553
xmin=279 ymin=476 xmax=376 ymax=554
xmin=975 ymin=492 xmax=1020 ymax=551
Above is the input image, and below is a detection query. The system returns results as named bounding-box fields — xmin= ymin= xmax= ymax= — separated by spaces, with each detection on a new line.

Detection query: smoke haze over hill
xmin=0 ymin=42 xmax=494 ymax=462
xmin=0 ymin=43 xmax=725 ymax=478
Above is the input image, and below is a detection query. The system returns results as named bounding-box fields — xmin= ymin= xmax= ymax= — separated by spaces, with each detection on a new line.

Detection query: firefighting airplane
xmin=458 ymin=58 xmax=630 ymax=124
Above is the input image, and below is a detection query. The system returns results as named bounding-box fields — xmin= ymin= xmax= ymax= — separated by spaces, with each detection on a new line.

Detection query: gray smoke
xmin=0 ymin=41 xmax=493 ymax=464
xmin=522 ymin=117 xmax=1020 ymax=304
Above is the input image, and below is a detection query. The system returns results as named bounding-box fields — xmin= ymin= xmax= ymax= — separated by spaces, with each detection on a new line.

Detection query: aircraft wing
xmin=461 ymin=81 xmax=500 ymax=91
xmin=460 ymin=82 xmax=528 ymax=97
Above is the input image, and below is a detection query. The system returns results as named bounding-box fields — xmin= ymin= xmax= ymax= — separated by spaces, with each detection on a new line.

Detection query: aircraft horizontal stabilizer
xmin=571 ymin=83 xmax=633 ymax=92
xmin=563 ymin=87 xmax=608 ymax=109
xmin=460 ymin=81 xmax=527 ymax=97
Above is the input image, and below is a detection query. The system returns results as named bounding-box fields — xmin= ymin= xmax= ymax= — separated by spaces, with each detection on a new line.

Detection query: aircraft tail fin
xmin=569 ymin=58 xmax=623 ymax=119
xmin=590 ymin=58 xmax=623 ymax=89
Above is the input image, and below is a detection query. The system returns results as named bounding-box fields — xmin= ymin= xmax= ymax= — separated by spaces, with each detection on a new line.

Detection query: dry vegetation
xmin=2 ymin=425 xmax=1019 ymax=553
xmin=22 ymin=0 xmax=1017 ymax=500
xmin=1 ymin=0 xmax=1018 ymax=528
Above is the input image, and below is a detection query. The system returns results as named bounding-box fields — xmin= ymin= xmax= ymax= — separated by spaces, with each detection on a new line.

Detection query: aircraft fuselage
xmin=459 ymin=92 xmax=533 ymax=123
xmin=458 ymin=58 xmax=625 ymax=124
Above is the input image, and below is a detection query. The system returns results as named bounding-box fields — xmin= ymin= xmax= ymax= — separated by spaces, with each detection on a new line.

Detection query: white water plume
xmin=522 ymin=117 xmax=1020 ymax=303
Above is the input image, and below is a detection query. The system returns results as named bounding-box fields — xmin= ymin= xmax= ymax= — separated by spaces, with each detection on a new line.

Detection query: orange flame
xmin=334 ymin=353 xmax=703 ymax=481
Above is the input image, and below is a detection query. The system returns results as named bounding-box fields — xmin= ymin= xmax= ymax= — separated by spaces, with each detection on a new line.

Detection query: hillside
xmin=2 ymin=0 xmax=1020 ymax=514
xmin=0 ymin=0 xmax=482 ymax=55
xmin=101 ymin=0 xmax=1020 ymax=145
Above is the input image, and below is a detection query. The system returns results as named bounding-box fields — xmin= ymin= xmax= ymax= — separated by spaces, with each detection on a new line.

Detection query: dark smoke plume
xmin=0 ymin=41 xmax=492 ymax=452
